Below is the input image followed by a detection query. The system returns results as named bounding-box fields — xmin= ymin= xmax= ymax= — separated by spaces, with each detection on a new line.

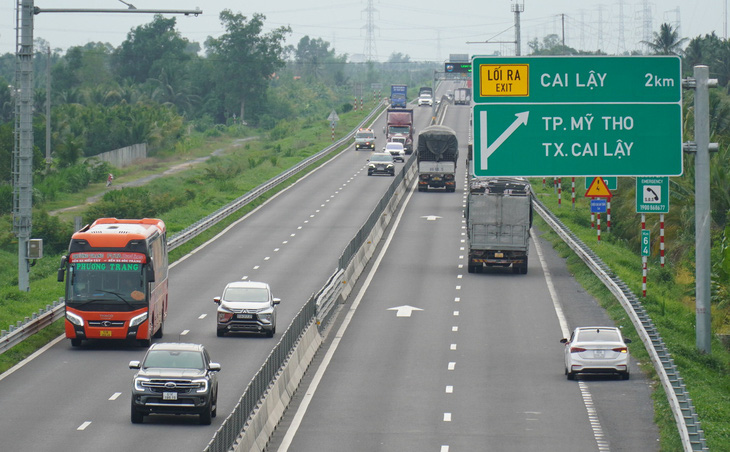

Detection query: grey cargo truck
xmin=466 ymin=177 xmax=532 ymax=274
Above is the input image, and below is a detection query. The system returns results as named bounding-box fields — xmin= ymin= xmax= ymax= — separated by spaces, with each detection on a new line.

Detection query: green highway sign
xmin=636 ymin=176 xmax=670 ymax=213
xmin=471 ymin=56 xmax=683 ymax=178
xmin=472 ymin=103 xmax=682 ymax=177
xmin=472 ymin=56 xmax=681 ymax=104
xmin=641 ymin=230 xmax=651 ymax=256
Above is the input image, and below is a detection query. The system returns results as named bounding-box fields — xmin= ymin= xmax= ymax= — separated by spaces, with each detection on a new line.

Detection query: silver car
xmin=215 ymin=281 xmax=280 ymax=337
xmin=561 ymin=326 xmax=631 ymax=380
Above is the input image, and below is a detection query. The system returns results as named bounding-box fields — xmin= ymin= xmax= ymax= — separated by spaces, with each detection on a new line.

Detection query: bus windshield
xmin=67 ymin=259 xmax=147 ymax=309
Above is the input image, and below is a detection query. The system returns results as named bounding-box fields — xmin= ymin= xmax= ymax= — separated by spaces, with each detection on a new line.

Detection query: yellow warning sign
xmin=585 ymin=177 xmax=613 ymax=198
xmin=479 ymin=64 xmax=529 ymax=97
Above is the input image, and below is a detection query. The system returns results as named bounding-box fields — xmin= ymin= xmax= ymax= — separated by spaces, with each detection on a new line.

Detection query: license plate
xmin=237 ymin=314 xmax=253 ymax=319
xmin=494 ymin=252 xmax=504 ymax=258
xmin=594 ymin=350 xmax=605 ymax=358
xmin=163 ymin=392 xmax=178 ymax=401
xmin=99 ymin=330 xmax=112 ymax=337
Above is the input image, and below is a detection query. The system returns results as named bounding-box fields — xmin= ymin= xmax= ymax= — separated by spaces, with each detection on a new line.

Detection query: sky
xmin=0 ymin=0 xmax=725 ymax=62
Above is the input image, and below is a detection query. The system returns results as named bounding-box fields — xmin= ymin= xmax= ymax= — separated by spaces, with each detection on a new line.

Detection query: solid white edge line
xmin=533 ymin=234 xmax=571 ymax=338
xmin=277 ymin=179 xmax=417 ymax=451
xmin=535 ymin=232 xmax=607 ymax=449
xmin=0 ymin=334 xmax=65 ymax=382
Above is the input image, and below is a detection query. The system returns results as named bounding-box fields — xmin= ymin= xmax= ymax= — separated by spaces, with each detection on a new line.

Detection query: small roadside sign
xmin=590 ymin=199 xmax=607 ymax=213
xmin=641 ymin=230 xmax=651 ymax=256
xmin=636 ymin=177 xmax=669 ymax=213
xmin=327 ymin=110 xmax=339 ymax=124
xmin=585 ymin=177 xmax=617 ymax=191
xmin=585 ymin=177 xmax=613 ymax=198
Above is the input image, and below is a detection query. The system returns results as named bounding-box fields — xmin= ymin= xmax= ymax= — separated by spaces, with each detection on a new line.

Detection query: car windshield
xmin=143 ymin=350 xmax=204 ymax=369
xmin=577 ymin=328 xmax=621 ymax=342
xmin=386 ymin=144 xmax=403 ymax=151
xmin=356 ymin=132 xmax=374 ymax=139
xmin=370 ymin=154 xmax=393 ymax=163
xmin=224 ymin=287 xmax=269 ymax=302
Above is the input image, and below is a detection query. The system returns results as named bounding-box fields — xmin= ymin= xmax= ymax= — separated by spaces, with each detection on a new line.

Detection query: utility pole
xmin=12 ymin=0 xmax=201 ymax=292
xmin=45 ymin=46 xmax=51 ymax=173
xmin=512 ymin=2 xmax=523 ymax=56
xmin=683 ymin=66 xmax=718 ymax=354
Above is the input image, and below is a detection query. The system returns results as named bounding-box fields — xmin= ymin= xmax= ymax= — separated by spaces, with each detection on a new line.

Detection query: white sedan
xmin=418 ymin=94 xmax=433 ymax=106
xmin=383 ymin=142 xmax=405 ymax=162
xmin=560 ymin=326 xmax=631 ymax=380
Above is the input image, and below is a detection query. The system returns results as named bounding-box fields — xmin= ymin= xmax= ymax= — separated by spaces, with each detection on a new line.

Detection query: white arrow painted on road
xmin=421 ymin=215 xmax=442 ymax=221
xmin=388 ymin=305 xmax=424 ymax=317
xmin=480 ymin=110 xmax=529 ymax=171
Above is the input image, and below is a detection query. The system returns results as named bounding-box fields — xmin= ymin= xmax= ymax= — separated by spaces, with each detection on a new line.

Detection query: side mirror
xmin=559 ymin=338 xmax=568 ymax=344
xmin=624 ymin=338 xmax=632 ymax=344
xmin=273 ymin=298 xmax=281 ymax=305
xmin=129 ymin=360 xmax=141 ymax=369
xmin=209 ymin=362 xmax=222 ymax=372
xmin=213 ymin=296 xmax=221 ymax=305
xmin=146 ymin=265 xmax=155 ymax=283
xmin=57 ymin=256 xmax=67 ymax=282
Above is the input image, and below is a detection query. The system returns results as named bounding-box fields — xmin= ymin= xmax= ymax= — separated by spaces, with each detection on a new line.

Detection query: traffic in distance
xmin=46 ymin=83 xmax=635 ymax=437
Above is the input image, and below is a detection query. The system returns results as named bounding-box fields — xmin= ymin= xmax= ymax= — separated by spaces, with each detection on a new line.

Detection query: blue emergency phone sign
xmin=590 ymin=199 xmax=607 ymax=213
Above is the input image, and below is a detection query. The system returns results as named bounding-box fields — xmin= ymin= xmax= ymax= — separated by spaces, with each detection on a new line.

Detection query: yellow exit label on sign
xmin=479 ymin=64 xmax=529 ymax=96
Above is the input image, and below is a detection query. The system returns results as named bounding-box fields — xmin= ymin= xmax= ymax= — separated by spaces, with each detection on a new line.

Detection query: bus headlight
xmin=130 ymin=312 xmax=148 ymax=327
xmin=66 ymin=311 xmax=84 ymax=326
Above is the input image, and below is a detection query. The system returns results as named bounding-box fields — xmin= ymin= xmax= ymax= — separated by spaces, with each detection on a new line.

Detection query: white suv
xmin=215 ymin=281 xmax=280 ymax=337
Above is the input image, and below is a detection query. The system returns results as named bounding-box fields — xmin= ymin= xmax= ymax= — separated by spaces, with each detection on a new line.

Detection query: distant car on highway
xmin=561 ymin=326 xmax=631 ymax=380
xmin=417 ymin=93 xmax=433 ymax=106
xmin=129 ymin=342 xmax=221 ymax=425
xmin=215 ymin=281 xmax=280 ymax=337
xmin=354 ymin=128 xmax=376 ymax=151
xmin=367 ymin=152 xmax=396 ymax=176
xmin=383 ymin=142 xmax=405 ymax=162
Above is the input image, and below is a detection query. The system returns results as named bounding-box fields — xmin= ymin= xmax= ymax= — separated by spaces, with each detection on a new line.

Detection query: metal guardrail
xmin=315 ymin=269 xmax=345 ymax=330
xmin=203 ymin=294 xmax=317 ymax=452
xmin=0 ymin=299 xmax=65 ymax=354
xmin=0 ymin=102 xmax=387 ymax=357
xmin=203 ymin=138 xmax=416 ymax=451
xmin=167 ymin=100 xmax=388 ymax=251
xmin=533 ymin=197 xmax=708 ymax=452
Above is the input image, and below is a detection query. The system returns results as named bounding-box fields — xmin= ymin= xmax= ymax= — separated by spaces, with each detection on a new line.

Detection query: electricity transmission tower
xmin=362 ymin=0 xmax=378 ymax=61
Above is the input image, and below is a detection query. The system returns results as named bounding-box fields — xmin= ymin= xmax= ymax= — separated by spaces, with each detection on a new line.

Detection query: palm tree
xmin=643 ymin=23 xmax=688 ymax=55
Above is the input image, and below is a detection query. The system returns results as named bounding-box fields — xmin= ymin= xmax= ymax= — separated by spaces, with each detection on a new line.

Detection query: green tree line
xmin=0 ymin=11 xmax=439 ymax=224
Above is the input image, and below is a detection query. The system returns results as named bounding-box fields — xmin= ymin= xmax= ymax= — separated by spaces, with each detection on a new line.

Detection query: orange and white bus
xmin=58 ymin=218 xmax=168 ymax=347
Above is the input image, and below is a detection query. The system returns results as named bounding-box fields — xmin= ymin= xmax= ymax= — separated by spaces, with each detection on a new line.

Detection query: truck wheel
xmin=468 ymin=264 xmax=476 ymax=273
xmin=519 ymin=257 xmax=528 ymax=274
xmin=70 ymin=338 xmax=82 ymax=347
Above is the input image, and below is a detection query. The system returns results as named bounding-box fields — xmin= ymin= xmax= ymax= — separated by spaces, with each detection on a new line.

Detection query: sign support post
xmin=684 ymin=65 xmax=717 ymax=353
